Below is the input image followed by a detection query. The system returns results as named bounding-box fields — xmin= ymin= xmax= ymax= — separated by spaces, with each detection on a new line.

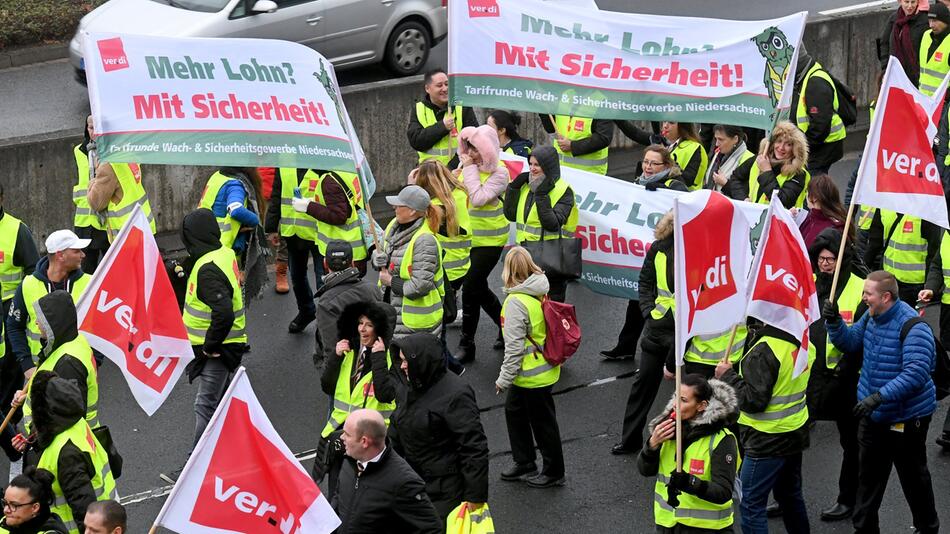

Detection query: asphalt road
xmin=1 ymin=0 xmax=870 ymax=142
xmin=25 ymin=151 xmax=942 ymax=532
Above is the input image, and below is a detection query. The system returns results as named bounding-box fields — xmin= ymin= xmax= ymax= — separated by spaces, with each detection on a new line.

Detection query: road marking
xmin=819 ymin=0 xmax=892 ymax=16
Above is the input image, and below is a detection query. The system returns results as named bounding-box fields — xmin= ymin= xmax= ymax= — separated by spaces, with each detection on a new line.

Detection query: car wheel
xmin=384 ymin=20 xmax=431 ymax=76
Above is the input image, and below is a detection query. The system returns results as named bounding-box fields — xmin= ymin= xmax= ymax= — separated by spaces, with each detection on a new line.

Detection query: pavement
xmin=13 ymin=149 xmax=942 ymax=533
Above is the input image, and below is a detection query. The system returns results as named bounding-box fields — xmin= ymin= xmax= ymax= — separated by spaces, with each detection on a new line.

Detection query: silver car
xmin=69 ymin=0 xmax=446 ymax=82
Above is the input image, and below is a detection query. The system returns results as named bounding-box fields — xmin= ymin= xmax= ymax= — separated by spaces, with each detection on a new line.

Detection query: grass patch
xmin=0 ymin=0 xmax=108 ymax=49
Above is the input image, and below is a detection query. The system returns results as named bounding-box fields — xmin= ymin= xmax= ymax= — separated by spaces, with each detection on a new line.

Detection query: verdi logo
xmin=97 ymin=37 xmax=129 ymax=72
xmin=468 ymin=0 xmax=499 ymax=18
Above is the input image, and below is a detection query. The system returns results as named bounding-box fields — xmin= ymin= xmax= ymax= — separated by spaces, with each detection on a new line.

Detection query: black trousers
xmin=618 ymin=326 xmax=671 ymax=449
xmin=607 ymin=300 xmax=645 ymax=355
xmin=834 ymin=415 xmax=860 ymax=507
xmin=505 ymin=384 xmax=564 ymax=479
xmin=461 ymin=246 xmax=503 ymax=344
xmin=853 ymin=415 xmax=939 ymax=534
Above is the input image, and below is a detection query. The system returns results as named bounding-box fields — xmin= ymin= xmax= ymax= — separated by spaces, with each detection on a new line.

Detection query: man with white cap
xmin=6 ymin=230 xmax=91 ymax=384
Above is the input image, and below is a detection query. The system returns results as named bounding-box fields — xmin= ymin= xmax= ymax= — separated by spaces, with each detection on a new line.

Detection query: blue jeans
xmin=193 ymin=358 xmax=234 ymax=449
xmin=739 ymin=453 xmax=810 ymax=534
xmin=287 ymin=239 xmax=324 ymax=317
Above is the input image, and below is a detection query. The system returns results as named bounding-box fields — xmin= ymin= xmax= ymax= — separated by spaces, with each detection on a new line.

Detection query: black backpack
xmin=900 ymin=317 xmax=950 ymax=400
xmin=827 ymin=70 xmax=858 ymax=127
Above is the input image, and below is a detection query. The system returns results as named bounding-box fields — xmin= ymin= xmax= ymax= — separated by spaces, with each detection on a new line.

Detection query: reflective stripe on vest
xmin=320 ymin=349 xmax=396 ymax=438
xmin=21 ymin=275 xmax=90 ymax=365
xmin=105 ymin=163 xmax=155 ymax=239
xmin=795 ymin=62 xmax=847 ymax=142
xmin=72 ymin=145 xmax=106 ymax=231
xmin=311 ymin=172 xmax=368 ymax=260
xmin=748 ymin=165 xmax=810 ymax=208
xmin=387 ymin=220 xmax=445 ymax=331
xmin=881 ymin=210 xmax=927 ymax=283
xmin=685 ymin=326 xmax=747 ymax=365
xmin=37 ymin=419 xmax=116 ymax=534
xmin=651 ymin=251 xmax=675 ymax=320
xmin=919 ymin=30 xmax=950 ymax=96
xmin=553 ymin=115 xmax=609 ymax=174
xmin=416 ymin=103 xmax=462 ymax=165
xmin=197 ymin=172 xmax=243 ymax=249
xmin=182 ymin=246 xmax=247 ymax=345
xmin=0 ymin=213 xmax=25 ymax=302
xmin=809 ymin=272 xmax=864 ymax=369
xmin=514 ymin=177 xmax=579 ymax=243
xmin=503 ymin=293 xmax=560 ymax=388
xmin=670 ymin=139 xmax=709 ymax=191
xmin=737 ymin=336 xmax=811 ymax=433
xmin=654 ymin=430 xmax=739 ymax=529
xmin=468 ymin=165 xmax=510 ymax=247
xmin=23 ymin=336 xmax=99 ymax=435
xmin=277 ymin=168 xmax=319 ymax=243
xmin=433 ymin=185 xmax=472 ymax=281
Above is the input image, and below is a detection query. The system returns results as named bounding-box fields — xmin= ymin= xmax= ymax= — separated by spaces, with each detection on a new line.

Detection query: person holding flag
xmin=407 ymin=69 xmax=478 ymax=168
xmin=824 ymin=270 xmax=940 ymax=534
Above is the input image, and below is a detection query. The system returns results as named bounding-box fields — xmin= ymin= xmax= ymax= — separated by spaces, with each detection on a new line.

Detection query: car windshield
xmin=149 ymin=0 xmax=231 ymax=13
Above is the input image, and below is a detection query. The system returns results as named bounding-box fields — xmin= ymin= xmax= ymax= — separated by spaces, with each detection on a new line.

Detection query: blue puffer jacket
xmin=827 ymin=300 xmax=936 ymax=423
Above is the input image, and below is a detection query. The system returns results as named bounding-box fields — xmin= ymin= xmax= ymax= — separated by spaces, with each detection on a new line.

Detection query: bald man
xmin=334 ymin=409 xmax=442 ymax=533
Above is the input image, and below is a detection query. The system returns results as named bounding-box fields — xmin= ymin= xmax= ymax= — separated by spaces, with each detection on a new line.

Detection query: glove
xmin=821 ymin=299 xmax=841 ymax=324
xmin=511 ymin=172 xmax=529 ymax=190
xmin=291 ymin=196 xmax=310 ymax=213
xmin=649 ymin=134 xmax=669 ymax=147
xmin=645 ymin=180 xmax=660 ymax=191
xmin=668 ymin=471 xmax=706 ymax=496
xmin=853 ymin=392 xmax=883 ymax=418
xmin=371 ymin=249 xmax=388 ymax=269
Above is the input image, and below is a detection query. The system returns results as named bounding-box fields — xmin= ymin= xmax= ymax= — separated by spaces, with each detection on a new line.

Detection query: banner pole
xmin=147 ymin=525 xmax=159 ymax=534
xmin=547 ymin=114 xmax=559 ymax=138
xmin=719 ymin=324 xmax=740 ymax=364
xmin=675 ymin=363 xmax=682 ymax=472
xmin=828 ymin=202 xmax=855 ymax=299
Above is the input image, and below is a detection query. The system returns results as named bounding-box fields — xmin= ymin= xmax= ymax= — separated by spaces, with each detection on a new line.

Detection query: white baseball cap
xmin=45 ymin=230 xmax=91 ymax=253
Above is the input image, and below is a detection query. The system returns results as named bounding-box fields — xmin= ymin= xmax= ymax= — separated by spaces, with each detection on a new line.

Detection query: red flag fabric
xmin=746 ymin=194 xmax=819 ymax=377
xmin=852 ymin=56 xmax=949 ymax=228
xmin=155 ymin=368 xmax=340 ymax=534
xmin=74 ymin=205 xmax=192 ymax=415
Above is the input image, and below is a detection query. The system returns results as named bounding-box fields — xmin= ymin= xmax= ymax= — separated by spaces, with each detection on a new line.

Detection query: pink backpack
xmin=528 ymin=297 xmax=582 ymax=366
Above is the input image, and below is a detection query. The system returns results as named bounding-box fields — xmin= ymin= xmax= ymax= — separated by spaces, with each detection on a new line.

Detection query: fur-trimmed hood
xmin=761 ymin=121 xmax=809 ymax=176
xmin=647 ymin=379 xmax=738 ymax=440
xmin=458 ymin=125 xmax=500 ymax=173
xmin=653 ymin=210 xmax=674 ymax=240
xmin=336 ymin=300 xmax=396 ymax=348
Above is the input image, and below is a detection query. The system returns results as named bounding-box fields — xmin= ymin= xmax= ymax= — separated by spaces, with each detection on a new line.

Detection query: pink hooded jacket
xmin=457 ymin=125 xmax=510 ymax=208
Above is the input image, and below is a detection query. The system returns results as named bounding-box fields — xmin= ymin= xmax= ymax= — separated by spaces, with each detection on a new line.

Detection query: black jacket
xmin=719 ymin=157 xmax=757 ymax=201
xmin=878 ymin=9 xmax=930 ymax=83
xmin=333 ymin=445 xmax=443 ymax=534
xmin=0 ymin=207 xmax=39 ymax=287
xmin=504 ymin=146 xmax=575 ymax=237
xmin=7 ymin=256 xmax=84 ymax=373
xmin=791 ymin=55 xmax=843 ymax=170
xmin=638 ymin=234 xmax=674 ymax=331
xmin=182 ymin=209 xmax=245 ymax=379
xmin=28 ymin=374 xmax=103 ymax=533
xmin=315 ymin=268 xmax=379 ymax=361
xmin=264 ymin=170 xmax=353 ymax=237
xmin=406 ymin=96 xmax=478 ymax=170
xmin=719 ymin=326 xmax=810 ymax=457
xmin=539 ymin=115 xmax=614 ymax=156
xmin=0 ymin=511 xmax=69 ymax=533
xmin=321 ymin=301 xmax=397 ymax=404
xmin=388 ymin=334 xmax=489 ymax=515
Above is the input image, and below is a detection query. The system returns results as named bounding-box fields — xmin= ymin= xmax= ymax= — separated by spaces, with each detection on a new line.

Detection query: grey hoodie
xmin=497 ymin=273 xmax=550 ymax=389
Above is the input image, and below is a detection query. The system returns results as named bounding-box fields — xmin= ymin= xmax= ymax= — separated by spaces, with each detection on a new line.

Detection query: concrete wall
xmin=0 ymin=7 xmax=892 ymax=246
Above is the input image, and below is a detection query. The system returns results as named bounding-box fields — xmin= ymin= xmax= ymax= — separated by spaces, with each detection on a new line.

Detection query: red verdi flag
xmin=673 ymin=190 xmax=752 ymax=365
xmin=75 ymin=205 xmax=192 ymax=416
xmin=851 ymin=56 xmax=950 ymax=228
xmin=154 ymin=368 xmax=340 ymax=534
xmin=745 ymin=194 xmax=819 ymax=377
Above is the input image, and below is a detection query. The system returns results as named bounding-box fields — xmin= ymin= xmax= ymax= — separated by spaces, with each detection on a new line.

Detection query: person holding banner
xmin=407 ymin=69 xmax=478 ymax=169
xmin=637 ymin=374 xmax=740 ymax=533
xmin=824 ymin=270 xmax=940 ymax=534
xmin=180 ymin=209 xmax=249 ymax=451
xmin=616 ymin=121 xmax=708 ymax=190
xmin=612 ymin=212 xmax=677 ymax=456
xmin=86 ymin=162 xmax=156 ymax=241
xmin=487 ymin=110 xmax=534 ymax=158
xmin=863 ymin=209 xmax=940 ymax=305
xmin=457 ymin=126 xmax=510 ymax=359
xmin=374 ymin=186 xmax=445 ymax=339
xmin=72 ymin=116 xmax=111 ymax=275
xmin=497 ymin=246 xmax=564 ymax=488
xmin=504 ymin=145 xmax=579 ymax=303
xmin=805 ymin=228 xmax=867 ymax=522
xmin=707 ymin=125 xmax=756 ymax=195
xmin=540 ymin=114 xmax=613 ymax=175
xmin=733 ymin=121 xmax=810 ymax=209
xmin=0 ymin=467 xmax=68 ymax=534
xmin=195 ymin=167 xmax=264 ymax=253
xmin=24 ymin=372 xmax=115 ymax=534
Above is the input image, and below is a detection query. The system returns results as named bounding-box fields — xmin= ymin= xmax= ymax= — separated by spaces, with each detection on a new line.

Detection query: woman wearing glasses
xmin=0 ymin=466 xmax=68 ymax=533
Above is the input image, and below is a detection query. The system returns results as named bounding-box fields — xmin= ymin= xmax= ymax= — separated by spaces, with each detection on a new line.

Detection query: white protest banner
xmin=851 ymin=56 xmax=950 ymax=228
xmin=154 ymin=368 xmax=340 ymax=534
xmin=449 ymin=0 xmax=806 ymax=129
xmin=745 ymin=194 xmax=819 ymax=377
xmin=83 ymin=33 xmax=357 ymax=171
xmin=75 ymin=206 xmax=192 ymax=416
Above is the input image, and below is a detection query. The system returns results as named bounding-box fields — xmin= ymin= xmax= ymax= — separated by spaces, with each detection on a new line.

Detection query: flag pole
xmin=718 ymin=324 xmax=741 ymax=364
xmin=151 ymin=367 xmax=248 ymax=531
xmin=675 ymin=363 xmax=683 ymax=472
xmin=828 ymin=202 xmax=856 ymax=299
